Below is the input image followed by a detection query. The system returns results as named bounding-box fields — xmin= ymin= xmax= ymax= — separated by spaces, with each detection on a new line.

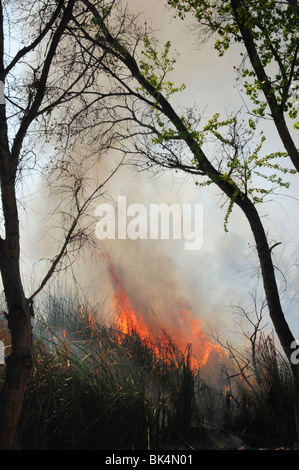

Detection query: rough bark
xmin=0 ymin=182 xmax=33 ymax=449
xmin=0 ymin=121 xmax=33 ymax=449
xmin=0 ymin=303 xmax=32 ymax=450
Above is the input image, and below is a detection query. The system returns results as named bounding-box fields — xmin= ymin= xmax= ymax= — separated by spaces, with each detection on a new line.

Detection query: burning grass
xmin=0 ymin=283 xmax=297 ymax=450
xmin=109 ymin=261 xmax=224 ymax=373
xmin=16 ymin=316 xmax=203 ymax=449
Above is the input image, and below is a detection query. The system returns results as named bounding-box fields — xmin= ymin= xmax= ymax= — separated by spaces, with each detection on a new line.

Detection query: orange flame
xmin=108 ymin=262 xmax=223 ymax=372
xmin=78 ymin=306 xmax=96 ymax=335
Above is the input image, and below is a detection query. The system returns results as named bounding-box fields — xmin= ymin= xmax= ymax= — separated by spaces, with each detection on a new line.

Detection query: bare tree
xmin=0 ymin=0 xmax=126 ymax=449
xmin=214 ymin=292 xmax=268 ymax=392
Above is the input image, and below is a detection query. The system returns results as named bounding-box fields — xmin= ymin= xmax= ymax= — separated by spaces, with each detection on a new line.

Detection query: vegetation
xmin=0 ymin=0 xmax=298 ymax=449
xmin=0 ymin=287 xmax=296 ymax=450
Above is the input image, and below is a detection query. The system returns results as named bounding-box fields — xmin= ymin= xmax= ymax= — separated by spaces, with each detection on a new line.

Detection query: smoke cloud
xmin=20 ymin=0 xmax=299 ymax=356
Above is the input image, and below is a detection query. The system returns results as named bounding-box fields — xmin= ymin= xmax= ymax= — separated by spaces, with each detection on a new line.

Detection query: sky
xmin=19 ymin=0 xmax=299 ymax=353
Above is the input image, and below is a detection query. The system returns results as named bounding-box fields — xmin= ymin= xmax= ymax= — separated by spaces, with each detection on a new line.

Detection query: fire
xmin=78 ymin=306 xmax=96 ymax=335
xmin=108 ymin=262 xmax=223 ymax=372
xmin=113 ymin=283 xmax=150 ymax=342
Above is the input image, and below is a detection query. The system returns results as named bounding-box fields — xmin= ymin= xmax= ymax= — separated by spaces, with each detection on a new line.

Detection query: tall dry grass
xmin=221 ymin=332 xmax=296 ymax=448
xmin=0 ymin=284 xmax=296 ymax=449
xmin=14 ymin=286 xmax=203 ymax=449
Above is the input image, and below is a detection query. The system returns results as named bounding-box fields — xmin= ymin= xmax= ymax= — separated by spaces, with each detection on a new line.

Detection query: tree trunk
xmin=0 ymin=141 xmax=33 ymax=449
xmin=237 ymin=197 xmax=295 ymax=359
xmin=293 ymin=367 xmax=299 ymax=444
xmin=0 ymin=229 xmax=33 ymax=450
xmin=0 ymin=304 xmax=32 ymax=450
xmin=237 ymin=195 xmax=299 ymax=444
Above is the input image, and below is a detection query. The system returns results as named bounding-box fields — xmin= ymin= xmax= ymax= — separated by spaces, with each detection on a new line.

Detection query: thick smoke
xmin=20 ymin=0 xmax=299 ymax=358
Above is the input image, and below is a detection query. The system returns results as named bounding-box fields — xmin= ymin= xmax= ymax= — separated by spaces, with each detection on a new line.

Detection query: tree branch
xmin=3 ymin=0 xmax=66 ymax=77
xmin=11 ymin=0 xmax=76 ymax=163
xmin=29 ymin=158 xmax=123 ymax=302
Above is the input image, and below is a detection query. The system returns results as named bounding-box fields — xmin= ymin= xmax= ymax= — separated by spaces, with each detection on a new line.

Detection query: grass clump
xmin=1 ymin=285 xmax=297 ymax=450
xmin=220 ymin=332 xmax=297 ymax=448
xmin=15 ymin=288 xmax=202 ymax=450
